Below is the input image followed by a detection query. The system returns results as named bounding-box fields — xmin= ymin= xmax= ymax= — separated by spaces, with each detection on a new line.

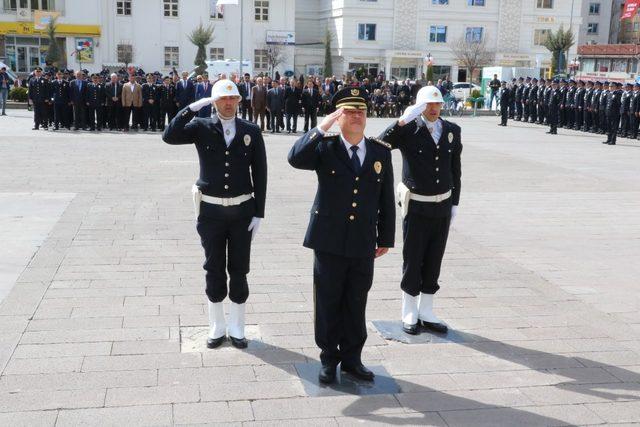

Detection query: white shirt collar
xmin=341 ymin=135 xmax=366 ymax=161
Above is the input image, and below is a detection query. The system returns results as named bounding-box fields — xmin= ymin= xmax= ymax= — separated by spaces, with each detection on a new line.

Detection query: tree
xmin=450 ymin=33 xmax=494 ymax=84
xmin=188 ymin=22 xmax=215 ymax=75
xmin=265 ymin=44 xmax=287 ymax=79
xmin=542 ymin=26 xmax=575 ymax=76
xmin=45 ymin=18 xmax=62 ymax=66
xmin=323 ymin=29 xmax=333 ymax=77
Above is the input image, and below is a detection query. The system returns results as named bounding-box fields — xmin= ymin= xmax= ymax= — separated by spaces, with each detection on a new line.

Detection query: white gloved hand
xmin=248 ymin=217 xmax=261 ymax=240
xmin=189 ymin=97 xmax=215 ymax=112
xmin=450 ymin=205 xmax=458 ymax=229
xmin=399 ymin=102 xmax=426 ymax=125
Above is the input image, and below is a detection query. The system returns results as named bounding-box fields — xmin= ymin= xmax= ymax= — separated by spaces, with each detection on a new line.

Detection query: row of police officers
xmin=163 ymin=82 xmax=462 ymax=386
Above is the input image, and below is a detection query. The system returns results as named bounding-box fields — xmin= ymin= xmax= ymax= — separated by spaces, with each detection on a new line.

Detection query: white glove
xmin=189 ymin=97 xmax=214 ymax=112
xmin=399 ymin=102 xmax=426 ymax=124
xmin=248 ymin=217 xmax=261 ymax=240
xmin=450 ymin=205 xmax=458 ymax=229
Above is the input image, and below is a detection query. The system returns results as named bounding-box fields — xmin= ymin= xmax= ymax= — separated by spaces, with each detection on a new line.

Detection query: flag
xmin=214 ymin=0 xmax=238 ymax=15
xmin=621 ymin=0 xmax=640 ymax=20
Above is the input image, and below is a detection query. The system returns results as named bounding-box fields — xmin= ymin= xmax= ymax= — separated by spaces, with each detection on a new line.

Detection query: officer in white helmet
xmin=163 ymin=79 xmax=267 ymax=349
xmin=379 ymin=85 xmax=462 ymax=336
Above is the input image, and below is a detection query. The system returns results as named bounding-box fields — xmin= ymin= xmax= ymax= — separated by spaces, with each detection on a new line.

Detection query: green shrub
xmin=9 ymin=87 xmax=28 ymax=102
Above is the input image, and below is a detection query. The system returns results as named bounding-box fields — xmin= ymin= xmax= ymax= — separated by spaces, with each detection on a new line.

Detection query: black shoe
xmin=53 ymin=127 xmax=59 ymax=130
xmin=341 ymin=363 xmax=375 ymax=382
xmin=546 ymin=131 xmax=553 ymax=134
xmin=608 ymin=142 xmax=616 ymax=145
xmin=32 ymin=127 xmax=39 ymax=130
xmin=403 ymin=322 xmax=419 ymax=335
xmin=419 ymin=320 xmax=448 ymax=334
xmin=602 ymin=141 xmax=610 ymax=144
xmin=206 ymin=336 xmax=226 ymax=349
xmin=319 ymin=363 xmax=337 ymax=384
xmin=229 ymin=336 xmax=248 ymax=349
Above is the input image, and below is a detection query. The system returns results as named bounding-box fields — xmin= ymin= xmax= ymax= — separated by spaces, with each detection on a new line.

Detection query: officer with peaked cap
xmin=29 ymin=67 xmax=49 ymax=130
xmin=604 ymin=82 xmax=622 ymax=145
xmin=598 ymin=81 xmax=610 ymax=134
xmin=498 ymin=81 xmax=510 ymax=126
xmin=547 ymin=79 xmax=561 ymax=135
xmin=163 ymin=79 xmax=267 ymax=349
xmin=288 ymin=87 xmax=395 ymax=384
xmin=621 ymin=82 xmax=633 ymax=137
xmin=379 ymin=85 xmax=462 ymax=336
xmin=630 ymin=83 xmax=640 ymax=139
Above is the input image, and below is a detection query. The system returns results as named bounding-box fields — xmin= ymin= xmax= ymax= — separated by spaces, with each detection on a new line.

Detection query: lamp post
xmin=425 ymin=52 xmax=434 ymax=82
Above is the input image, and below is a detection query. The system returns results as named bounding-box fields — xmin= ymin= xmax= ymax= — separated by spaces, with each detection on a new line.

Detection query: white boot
xmin=418 ymin=293 xmax=443 ymax=324
xmin=207 ymin=301 xmax=226 ymax=340
xmin=402 ymin=292 xmax=419 ymax=325
xmin=227 ymin=302 xmax=246 ymax=339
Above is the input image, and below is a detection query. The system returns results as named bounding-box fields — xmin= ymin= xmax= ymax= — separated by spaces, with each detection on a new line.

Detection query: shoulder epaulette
xmin=322 ymin=132 xmax=339 ymax=139
xmin=369 ymin=137 xmax=392 ymax=149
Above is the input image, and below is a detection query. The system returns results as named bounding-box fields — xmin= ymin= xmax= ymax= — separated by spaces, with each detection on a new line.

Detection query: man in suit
xmin=251 ymin=77 xmax=267 ymax=131
xmin=176 ymin=71 xmax=195 ymax=110
xmin=195 ymin=74 xmax=213 ymax=118
xmin=498 ymin=81 xmax=510 ymax=127
xmin=28 ymin=67 xmax=49 ymax=130
xmin=239 ymin=73 xmax=254 ymax=121
xmin=380 ymin=86 xmax=462 ymax=336
xmin=159 ymin=76 xmax=177 ymax=131
xmin=288 ymin=87 xmax=395 ymax=384
xmin=284 ymin=78 xmax=302 ymax=133
xmin=266 ymin=80 xmax=284 ymax=133
xmin=105 ymin=73 xmax=123 ymax=130
xmin=86 ymin=73 xmax=105 ymax=131
xmin=122 ymin=75 xmax=143 ymax=131
xmin=301 ymin=80 xmax=320 ymax=132
xmin=69 ymin=70 xmax=88 ymax=130
xmin=50 ymin=70 xmax=70 ymax=130
xmin=163 ymin=79 xmax=267 ymax=350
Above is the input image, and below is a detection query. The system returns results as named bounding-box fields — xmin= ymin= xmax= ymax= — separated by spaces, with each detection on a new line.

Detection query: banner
xmin=34 ymin=11 xmax=61 ymax=30
xmin=73 ymin=38 xmax=94 ymax=63
xmin=621 ymin=0 xmax=640 ymax=20
xmin=266 ymin=30 xmax=295 ymax=45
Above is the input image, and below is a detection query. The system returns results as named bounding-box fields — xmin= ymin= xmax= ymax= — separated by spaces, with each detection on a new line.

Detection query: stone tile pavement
xmin=1 ymin=111 xmax=640 ymax=425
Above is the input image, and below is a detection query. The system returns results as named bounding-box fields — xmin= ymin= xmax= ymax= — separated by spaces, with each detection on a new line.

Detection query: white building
xmin=1 ymin=0 xmax=296 ymax=77
xmin=295 ymin=0 xmax=593 ymax=81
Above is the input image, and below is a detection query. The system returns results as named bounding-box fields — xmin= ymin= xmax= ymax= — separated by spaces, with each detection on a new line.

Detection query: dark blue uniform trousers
xmin=313 ymin=251 xmax=374 ymax=367
xmin=401 ymin=213 xmax=451 ymax=296
xmin=196 ymin=205 xmax=253 ymax=304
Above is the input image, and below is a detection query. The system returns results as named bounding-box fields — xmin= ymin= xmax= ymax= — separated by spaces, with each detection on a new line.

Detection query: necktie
xmin=350 ymin=146 xmax=361 ymax=174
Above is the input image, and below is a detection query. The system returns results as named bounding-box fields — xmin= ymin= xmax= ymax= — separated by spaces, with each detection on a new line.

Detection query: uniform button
xmin=355 ymin=177 xmax=360 ymax=181
xmin=225 ymin=151 xmax=229 ymax=155
xmin=435 ymin=156 xmax=439 ymax=160
xmin=349 ymin=215 xmax=355 ymax=221
xmin=353 ymin=189 xmax=358 ymax=194
xmin=224 ymin=185 xmax=229 ymax=189
xmin=418 ymin=150 xmax=422 ymax=153
xmin=331 ymin=170 xmax=335 ymax=174
xmin=225 ymin=162 xmax=229 ymax=167
xmin=352 ymin=202 xmax=357 ymax=208
xmin=436 ymin=168 xmax=439 ymax=171
xmin=436 ymin=180 xmax=440 ymax=183
xmin=436 ymin=145 xmax=440 ymax=150
xmin=315 ymin=210 xmax=319 ymax=214
xmin=225 ymin=173 xmax=229 ymax=177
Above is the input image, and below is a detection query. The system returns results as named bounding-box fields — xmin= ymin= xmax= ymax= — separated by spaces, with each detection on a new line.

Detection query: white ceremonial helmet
xmin=212 ymin=79 xmax=240 ymax=101
xmin=416 ymin=85 xmax=444 ymax=105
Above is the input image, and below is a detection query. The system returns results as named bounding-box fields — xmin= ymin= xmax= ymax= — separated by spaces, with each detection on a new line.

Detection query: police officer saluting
xmin=163 ymin=80 xmax=267 ymax=349
xmin=380 ymin=86 xmax=462 ymax=336
xmin=288 ymin=87 xmax=395 ymax=384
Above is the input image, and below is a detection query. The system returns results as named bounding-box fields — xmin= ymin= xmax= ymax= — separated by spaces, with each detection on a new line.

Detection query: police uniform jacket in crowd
xmin=28 ymin=73 xmax=48 ymax=103
xmin=379 ymin=113 xmax=462 ymax=218
xmin=87 ymin=79 xmax=105 ymax=108
xmin=162 ymin=106 xmax=267 ymax=219
xmin=288 ymin=88 xmax=396 ymax=259
xmin=50 ymin=78 xmax=70 ymax=105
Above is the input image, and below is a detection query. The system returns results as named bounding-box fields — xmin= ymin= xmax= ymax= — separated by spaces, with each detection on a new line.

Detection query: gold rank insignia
xmin=226 ymin=84 xmax=233 ymax=91
xmin=351 ymin=89 xmax=359 ymax=96
xmin=448 ymin=133 xmax=454 ymax=143
xmin=244 ymin=134 xmax=251 ymax=146
xmin=374 ymin=161 xmax=382 ymax=174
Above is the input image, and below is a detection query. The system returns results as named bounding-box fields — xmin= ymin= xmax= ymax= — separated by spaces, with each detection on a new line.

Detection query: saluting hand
xmin=318 ymin=107 xmax=344 ymax=133
xmin=189 ymin=97 xmax=214 ymax=112
xmin=398 ymin=102 xmax=426 ymax=126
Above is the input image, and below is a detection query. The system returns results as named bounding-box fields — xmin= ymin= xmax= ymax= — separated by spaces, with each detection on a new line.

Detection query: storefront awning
xmin=0 ymin=22 xmax=101 ymax=37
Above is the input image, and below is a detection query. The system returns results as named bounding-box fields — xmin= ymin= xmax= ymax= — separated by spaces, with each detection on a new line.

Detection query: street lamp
xmin=424 ymin=53 xmax=434 ymax=82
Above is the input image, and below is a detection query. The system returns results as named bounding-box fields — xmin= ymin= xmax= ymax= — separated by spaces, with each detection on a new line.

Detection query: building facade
xmin=295 ymin=0 xmax=590 ymax=81
xmin=1 ymin=0 xmax=296 ymax=77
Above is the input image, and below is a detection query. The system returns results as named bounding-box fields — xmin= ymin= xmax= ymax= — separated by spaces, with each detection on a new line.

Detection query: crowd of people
xmin=4 ymin=64 xmax=459 ymax=133
xmin=493 ymin=74 xmax=637 ymax=145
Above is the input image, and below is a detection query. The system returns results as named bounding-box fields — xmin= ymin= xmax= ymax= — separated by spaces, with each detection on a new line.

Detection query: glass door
xmin=17 ymin=46 xmax=28 ymax=73
xmin=29 ymin=46 xmax=40 ymax=70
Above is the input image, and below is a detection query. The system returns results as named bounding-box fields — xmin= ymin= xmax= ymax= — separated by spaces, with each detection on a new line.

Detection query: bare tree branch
xmin=450 ymin=34 xmax=495 ymax=84
xmin=263 ymin=43 xmax=287 ymax=78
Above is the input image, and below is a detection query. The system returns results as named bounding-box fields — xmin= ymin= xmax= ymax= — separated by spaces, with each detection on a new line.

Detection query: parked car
xmin=450 ymin=82 xmax=480 ymax=100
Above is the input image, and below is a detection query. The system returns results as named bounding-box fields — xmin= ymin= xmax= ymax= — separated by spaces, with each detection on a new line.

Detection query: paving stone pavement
xmin=1 ymin=111 xmax=640 ymax=426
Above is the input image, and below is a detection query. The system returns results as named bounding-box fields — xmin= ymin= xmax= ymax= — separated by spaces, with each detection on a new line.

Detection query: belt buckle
xmin=222 ymin=198 xmax=230 ymax=207
xmin=435 ymin=194 xmax=442 ymax=203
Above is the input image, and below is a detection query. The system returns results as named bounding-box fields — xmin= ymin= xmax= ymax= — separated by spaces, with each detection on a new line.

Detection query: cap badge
xmin=351 ymin=89 xmax=359 ymax=96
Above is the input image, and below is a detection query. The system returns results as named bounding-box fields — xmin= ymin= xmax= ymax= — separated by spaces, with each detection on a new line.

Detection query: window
xmin=210 ymin=47 xmax=224 ymax=60
xmin=465 ymin=27 xmax=483 ymax=42
xmin=536 ymin=0 xmax=552 ymax=8
xmin=533 ymin=29 xmax=551 ymax=45
xmin=587 ymin=23 xmax=598 ymax=34
xmin=209 ymin=0 xmax=223 ymax=19
xmin=6 ymin=0 xmax=55 ymax=9
xmin=255 ymin=0 xmax=268 ymax=21
xmin=163 ymin=0 xmax=178 ymax=17
xmin=117 ymin=0 xmax=131 ymax=15
xmin=117 ymin=44 xmax=133 ymax=63
xmin=589 ymin=2 xmax=600 ymax=15
xmin=358 ymin=23 xmax=376 ymax=41
xmin=164 ymin=46 xmax=179 ymax=67
xmin=467 ymin=0 xmax=484 ymax=5
xmin=432 ymin=0 xmax=448 ymax=3
xmin=254 ymin=49 xmax=268 ymax=70
xmin=429 ymin=25 xmax=447 ymax=43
